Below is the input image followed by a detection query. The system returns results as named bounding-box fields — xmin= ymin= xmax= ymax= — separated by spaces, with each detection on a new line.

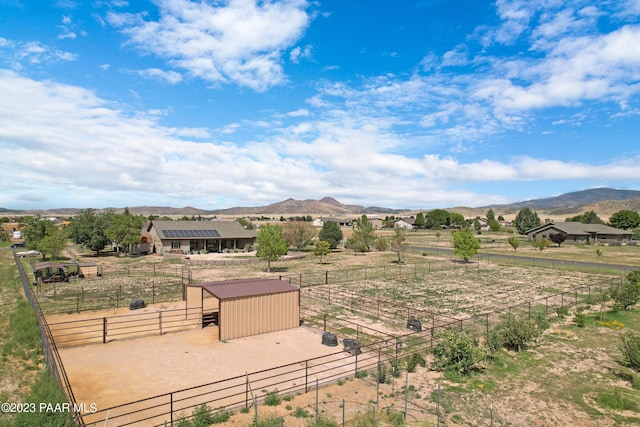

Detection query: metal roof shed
xmin=186 ymin=278 xmax=300 ymax=341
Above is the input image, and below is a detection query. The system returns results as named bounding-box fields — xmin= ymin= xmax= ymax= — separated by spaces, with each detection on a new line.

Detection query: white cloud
xmin=290 ymin=44 xmax=312 ymax=63
xmin=107 ymin=0 xmax=312 ymax=92
xmin=134 ymin=68 xmax=183 ymax=84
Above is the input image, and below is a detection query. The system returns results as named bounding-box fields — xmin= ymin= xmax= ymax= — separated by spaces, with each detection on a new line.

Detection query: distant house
xmin=394 ymin=217 xmax=415 ymax=230
xmin=369 ymin=218 xmax=383 ymax=230
xmin=526 ymin=222 xmax=632 ymax=244
xmin=312 ymin=217 xmax=352 ymax=227
xmin=148 ymin=220 xmax=257 ymax=255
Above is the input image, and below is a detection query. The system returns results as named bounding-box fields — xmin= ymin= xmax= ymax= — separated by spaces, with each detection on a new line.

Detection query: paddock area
xmin=54 ymin=313 xmax=366 ymax=426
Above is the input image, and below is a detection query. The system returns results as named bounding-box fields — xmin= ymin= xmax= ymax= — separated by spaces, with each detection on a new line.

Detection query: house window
xmin=171 ymin=241 xmax=181 ymax=249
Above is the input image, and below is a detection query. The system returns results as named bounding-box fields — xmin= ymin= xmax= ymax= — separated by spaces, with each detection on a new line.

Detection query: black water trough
xmin=129 ymin=298 xmax=145 ymax=310
xmin=343 ymin=339 xmax=362 ymax=356
xmin=322 ymin=332 xmax=338 ymax=346
xmin=407 ymin=318 xmax=422 ymax=332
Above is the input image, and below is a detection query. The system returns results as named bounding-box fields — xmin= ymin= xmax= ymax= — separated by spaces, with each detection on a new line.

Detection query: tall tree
xmin=609 ymin=210 xmax=640 ymax=230
xmin=449 ymin=212 xmax=466 ymax=229
xmin=425 ymin=209 xmax=450 ymax=229
xmin=22 ymin=216 xmax=64 ymax=260
xmin=255 ymin=224 xmax=287 ymax=272
xmin=514 ymin=208 xmax=541 ymax=234
xmin=105 ymin=212 xmax=144 ymax=255
xmin=452 ymin=230 xmax=480 ymax=262
xmin=487 ymin=209 xmax=500 ymax=231
xmin=390 ymin=226 xmax=409 ymax=263
xmin=566 ymin=210 xmax=604 ymax=224
xmin=508 ymin=236 xmax=520 ymax=251
xmin=351 ymin=215 xmax=376 ymax=251
xmin=318 ymin=221 xmax=343 ymax=249
xmin=414 ymin=212 xmax=425 ymax=229
xmin=69 ymin=209 xmax=111 ymax=256
xmin=282 ymin=221 xmax=316 ymax=251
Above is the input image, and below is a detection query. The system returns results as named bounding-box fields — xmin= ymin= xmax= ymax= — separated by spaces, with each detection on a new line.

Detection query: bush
xmin=406 ymin=353 xmax=426 ymax=373
xmin=499 ymin=315 xmax=540 ymax=352
xmin=485 ymin=328 xmax=504 ymax=358
xmin=432 ymin=331 xmax=486 ymax=376
xmin=573 ymin=310 xmax=586 ymax=327
xmin=264 ymin=390 xmax=281 ymax=406
xmin=620 ymin=331 xmax=640 ymax=372
xmin=610 ymin=271 xmax=640 ymax=311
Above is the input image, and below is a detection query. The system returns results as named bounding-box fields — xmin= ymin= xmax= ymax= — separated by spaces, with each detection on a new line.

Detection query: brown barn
xmin=186 ymin=278 xmax=300 ymax=341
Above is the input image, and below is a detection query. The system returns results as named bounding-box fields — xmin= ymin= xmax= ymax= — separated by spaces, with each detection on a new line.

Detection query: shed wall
xmin=220 ymin=291 xmax=299 ymax=340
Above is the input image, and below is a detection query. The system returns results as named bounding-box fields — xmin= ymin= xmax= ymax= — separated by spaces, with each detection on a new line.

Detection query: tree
xmin=531 ymin=238 xmax=551 ymax=251
xmin=351 ymin=215 xmax=376 ymax=252
xmin=487 ymin=209 xmax=500 ymax=231
xmin=235 ymin=217 xmax=254 ymax=230
xmin=449 ymin=212 xmax=466 ymax=229
xmin=414 ymin=212 xmax=425 ymax=229
xmin=473 ymin=218 xmax=482 ymax=234
xmin=425 ymin=209 xmax=450 ymax=229
xmin=610 ymin=270 xmax=640 ymax=311
xmin=566 ymin=210 xmax=604 ymax=224
xmin=22 ymin=216 xmax=61 ymax=260
xmin=508 ymin=236 xmax=520 ymax=251
xmin=452 ymin=230 xmax=480 ymax=262
xmin=345 ymin=236 xmax=368 ymax=255
xmin=514 ymin=208 xmax=541 ymax=234
xmin=548 ymin=232 xmax=567 ymax=247
xmin=318 ymin=221 xmax=343 ymax=249
xmin=255 ymin=224 xmax=287 ymax=272
xmin=390 ymin=226 xmax=409 ymax=263
xmin=609 ymin=210 xmax=640 ymax=230
xmin=282 ymin=221 xmax=316 ymax=251
xmin=432 ymin=331 xmax=486 ymax=376
xmin=312 ymin=240 xmax=331 ymax=263
xmin=39 ymin=227 xmax=67 ymax=260
xmin=105 ymin=211 xmax=144 ymax=255
xmin=68 ymin=209 xmax=111 ymax=256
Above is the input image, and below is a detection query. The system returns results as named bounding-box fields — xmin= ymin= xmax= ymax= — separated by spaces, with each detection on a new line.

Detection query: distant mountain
xmin=207 ymin=197 xmax=403 ymax=216
xmin=1 ymin=188 xmax=638 ymax=218
xmin=485 ymin=188 xmax=640 ymax=214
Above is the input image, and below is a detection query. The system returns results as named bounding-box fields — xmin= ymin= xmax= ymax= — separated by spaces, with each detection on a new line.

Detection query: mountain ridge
xmin=1 ymin=188 xmax=639 ymax=218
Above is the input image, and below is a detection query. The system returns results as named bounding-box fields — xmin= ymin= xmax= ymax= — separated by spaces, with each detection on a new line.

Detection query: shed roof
xmin=34 ymin=261 xmax=98 ymax=270
xmin=191 ymin=278 xmax=299 ymax=300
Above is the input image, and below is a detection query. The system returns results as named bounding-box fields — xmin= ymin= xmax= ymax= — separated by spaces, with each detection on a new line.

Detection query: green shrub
xmin=389 ymin=359 xmax=402 ymax=377
xmin=305 ymin=416 xmax=339 ymax=427
xmin=432 ymin=331 xmax=486 ymax=376
xmin=573 ymin=310 xmax=586 ymax=327
xmin=556 ymin=306 xmax=569 ymax=318
xmin=499 ymin=315 xmax=540 ymax=352
xmin=293 ymin=407 xmax=310 ymax=418
xmin=264 ymin=390 xmax=281 ymax=406
xmin=620 ymin=331 xmax=640 ymax=372
xmin=610 ymin=272 xmax=640 ymax=311
xmin=485 ymin=328 xmax=504 ymax=357
xmin=191 ymin=404 xmax=214 ymax=427
xmin=355 ymin=370 xmax=368 ymax=379
xmin=406 ymin=353 xmax=426 ymax=373
xmin=534 ymin=311 xmax=550 ymax=330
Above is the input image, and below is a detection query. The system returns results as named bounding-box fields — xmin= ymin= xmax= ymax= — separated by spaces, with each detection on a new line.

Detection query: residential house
xmin=394 ymin=217 xmax=415 ymax=230
xmin=526 ymin=222 xmax=632 ymax=244
xmin=147 ymin=220 xmax=257 ymax=255
xmin=312 ymin=217 xmax=352 ymax=227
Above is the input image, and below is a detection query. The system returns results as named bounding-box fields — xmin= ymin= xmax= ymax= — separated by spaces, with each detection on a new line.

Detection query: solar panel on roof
xmin=162 ymin=229 xmax=220 ymax=238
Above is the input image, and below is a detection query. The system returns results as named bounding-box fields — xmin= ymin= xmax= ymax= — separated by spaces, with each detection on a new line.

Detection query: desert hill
xmin=1 ymin=188 xmax=638 ymax=219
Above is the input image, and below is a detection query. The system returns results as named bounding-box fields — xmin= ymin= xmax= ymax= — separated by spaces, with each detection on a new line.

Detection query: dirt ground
xmin=55 ymin=312 xmax=364 ymax=426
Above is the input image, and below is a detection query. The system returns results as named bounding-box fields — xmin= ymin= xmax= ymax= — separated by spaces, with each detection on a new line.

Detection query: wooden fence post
xmin=102 ymin=317 xmax=107 ymax=344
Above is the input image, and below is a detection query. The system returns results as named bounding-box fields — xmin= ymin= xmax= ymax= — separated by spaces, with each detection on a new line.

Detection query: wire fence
xmin=13 ymin=252 xmax=86 ymax=426
xmin=14 ymin=251 xmax=634 ymax=427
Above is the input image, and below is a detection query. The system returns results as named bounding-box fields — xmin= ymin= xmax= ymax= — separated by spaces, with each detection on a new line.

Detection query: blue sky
xmin=1 ymin=0 xmax=639 ymax=210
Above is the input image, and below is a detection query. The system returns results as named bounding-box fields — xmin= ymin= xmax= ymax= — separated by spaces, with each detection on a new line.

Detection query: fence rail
xmin=15 ymin=251 xmax=634 ymax=427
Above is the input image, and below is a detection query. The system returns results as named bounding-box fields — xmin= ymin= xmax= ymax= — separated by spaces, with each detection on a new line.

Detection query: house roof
xmin=190 ymin=278 xmax=299 ymax=300
xmin=149 ymin=220 xmax=256 ymax=239
xmin=526 ymin=222 xmax=632 ymax=236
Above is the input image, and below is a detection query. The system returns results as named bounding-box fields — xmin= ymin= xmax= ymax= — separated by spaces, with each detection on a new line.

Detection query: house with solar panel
xmin=147 ymin=220 xmax=257 ymax=255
